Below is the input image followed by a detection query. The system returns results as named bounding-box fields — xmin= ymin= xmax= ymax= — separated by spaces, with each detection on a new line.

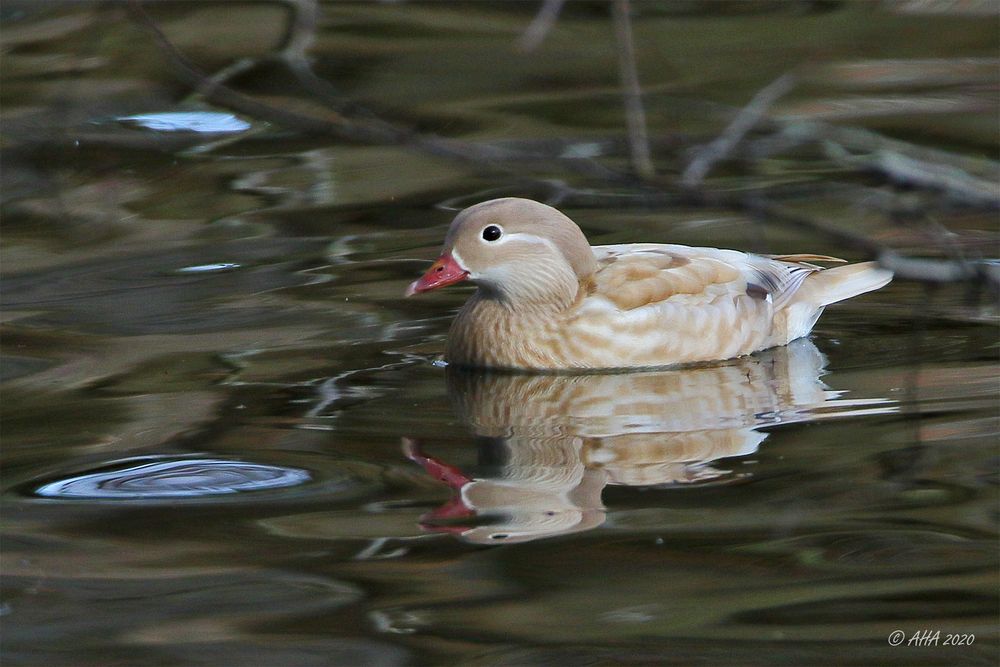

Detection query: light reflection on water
xmin=116 ymin=112 xmax=253 ymax=134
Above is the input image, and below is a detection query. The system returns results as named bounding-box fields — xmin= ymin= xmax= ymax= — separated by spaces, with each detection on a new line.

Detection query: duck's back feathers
xmin=590 ymin=244 xmax=832 ymax=312
xmin=556 ymin=245 xmax=889 ymax=369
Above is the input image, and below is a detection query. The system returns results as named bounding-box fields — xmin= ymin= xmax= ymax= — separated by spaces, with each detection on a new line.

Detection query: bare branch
xmin=821 ymin=137 xmax=1000 ymax=207
xmin=877 ymin=251 xmax=984 ymax=284
xmin=747 ymin=119 xmax=1000 ymax=207
xmin=278 ymin=0 xmax=319 ymax=61
xmin=123 ymin=0 xmax=997 ymax=291
xmin=681 ymin=73 xmax=796 ymax=186
xmin=518 ymin=0 xmax=565 ymax=52
xmin=125 ymin=0 xmax=628 ymax=181
xmin=612 ymin=0 xmax=654 ymax=179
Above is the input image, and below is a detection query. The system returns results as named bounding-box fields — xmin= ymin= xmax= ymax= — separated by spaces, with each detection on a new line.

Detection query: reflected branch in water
xmin=404 ymin=339 xmax=888 ymax=545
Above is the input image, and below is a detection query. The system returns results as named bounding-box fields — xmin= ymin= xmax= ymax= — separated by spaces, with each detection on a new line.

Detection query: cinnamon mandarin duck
xmin=406 ymin=198 xmax=891 ymax=370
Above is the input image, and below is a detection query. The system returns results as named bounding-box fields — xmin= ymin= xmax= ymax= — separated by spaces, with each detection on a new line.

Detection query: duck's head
xmin=406 ymin=198 xmax=597 ymax=306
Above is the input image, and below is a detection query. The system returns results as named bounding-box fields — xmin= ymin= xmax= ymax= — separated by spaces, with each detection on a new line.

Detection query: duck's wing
xmin=588 ymin=244 xmax=822 ymax=311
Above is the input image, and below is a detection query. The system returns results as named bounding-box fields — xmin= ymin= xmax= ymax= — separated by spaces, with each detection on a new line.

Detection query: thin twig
xmin=518 ymin=0 xmax=565 ymax=52
xmin=279 ymin=0 xmax=318 ymax=61
xmin=876 ymin=252 xmax=983 ymax=284
xmin=612 ymin=0 xmax=654 ymax=179
xmin=681 ymin=73 xmax=796 ymax=186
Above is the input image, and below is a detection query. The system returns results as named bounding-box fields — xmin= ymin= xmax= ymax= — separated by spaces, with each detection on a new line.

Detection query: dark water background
xmin=2 ymin=2 xmax=998 ymax=665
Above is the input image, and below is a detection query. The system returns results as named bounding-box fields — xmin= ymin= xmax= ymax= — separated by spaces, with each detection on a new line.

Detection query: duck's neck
xmin=446 ymin=286 xmax=582 ymax=369
xmin=481 ymin=258 xmax=584 ymax=311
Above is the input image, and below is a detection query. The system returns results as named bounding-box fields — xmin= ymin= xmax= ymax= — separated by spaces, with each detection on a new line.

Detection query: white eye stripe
xmin=501 ymin=232 xmax=561 ymax=254
xmin=476 ymin=229 xmax=545 ymax=245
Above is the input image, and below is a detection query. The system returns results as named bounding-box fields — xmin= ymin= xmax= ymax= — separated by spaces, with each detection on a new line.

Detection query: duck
xmin=406 ymin=197 xmax=891 ymax=370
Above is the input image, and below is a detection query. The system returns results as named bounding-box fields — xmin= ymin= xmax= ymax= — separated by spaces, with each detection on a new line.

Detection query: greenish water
xmin=2 ymin=2 xmax=997 ymax=665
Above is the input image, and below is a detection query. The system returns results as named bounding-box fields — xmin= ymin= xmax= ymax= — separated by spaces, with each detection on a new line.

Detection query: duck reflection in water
xmin=406 ymin=339 xmax=864 ymax=544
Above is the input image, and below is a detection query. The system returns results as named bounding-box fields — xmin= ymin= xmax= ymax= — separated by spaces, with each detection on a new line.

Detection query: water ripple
xmin=34 ymin=458 xmax=311 ymax=500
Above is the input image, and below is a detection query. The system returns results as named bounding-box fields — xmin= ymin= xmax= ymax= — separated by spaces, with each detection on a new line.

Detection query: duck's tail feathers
xmin=802 ymin=261 xmax=892 ymax=307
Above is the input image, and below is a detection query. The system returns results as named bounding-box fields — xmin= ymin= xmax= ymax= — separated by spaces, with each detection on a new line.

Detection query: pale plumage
xmin=407 ymin=198 xmax=892 ymax=370
xmin=406 ymin=340 xmax=867 ymax=544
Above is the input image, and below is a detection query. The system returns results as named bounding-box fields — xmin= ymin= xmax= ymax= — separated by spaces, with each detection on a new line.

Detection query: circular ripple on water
xmin=34 ymin=458 xmax=312 ymax=500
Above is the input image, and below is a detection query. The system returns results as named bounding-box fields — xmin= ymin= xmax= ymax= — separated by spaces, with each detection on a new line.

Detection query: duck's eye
xmin=481 ymin=225 xmax=502 ymax=242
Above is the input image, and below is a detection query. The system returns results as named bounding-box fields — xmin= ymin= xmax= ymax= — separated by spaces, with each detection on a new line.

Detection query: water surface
xmin=2 ymin=2 xmax=997 ymax=665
